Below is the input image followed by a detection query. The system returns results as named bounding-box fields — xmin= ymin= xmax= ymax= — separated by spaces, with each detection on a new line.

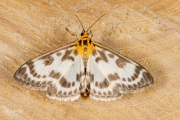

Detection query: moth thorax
xmin=84 ymin=47 xmax=87 ymax=52
xmin=76 ymin=37 xmax=94 ymax=57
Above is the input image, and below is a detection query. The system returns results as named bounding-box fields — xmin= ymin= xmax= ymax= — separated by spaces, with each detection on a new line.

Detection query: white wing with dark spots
xmin=87 ymin=43 xmax=153 ymax=101
xmin=14 ymin=43 xmax=85 ymax=101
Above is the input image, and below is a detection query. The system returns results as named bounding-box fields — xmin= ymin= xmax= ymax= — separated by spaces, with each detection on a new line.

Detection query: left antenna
xmin=75 ymin=15 xmax=85 ymax=32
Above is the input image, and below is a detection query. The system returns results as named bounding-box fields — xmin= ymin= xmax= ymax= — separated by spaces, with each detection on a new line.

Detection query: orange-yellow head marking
xmin=75 ymin=32 xmax=96 ymax=57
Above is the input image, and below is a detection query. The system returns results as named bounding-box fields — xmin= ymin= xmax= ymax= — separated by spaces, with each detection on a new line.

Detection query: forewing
xmin=14 ymin=43 xmax=84 ymax=101
xmin=87 ymin=43 xmax=153 ymax=101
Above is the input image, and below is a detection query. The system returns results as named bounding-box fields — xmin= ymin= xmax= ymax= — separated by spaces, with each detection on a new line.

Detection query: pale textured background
xmin=0 ymin=0 xmax=180 ymax=120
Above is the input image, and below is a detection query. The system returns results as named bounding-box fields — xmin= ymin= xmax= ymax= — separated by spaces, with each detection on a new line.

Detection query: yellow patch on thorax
xmin=75 ymin=32 xmax=96 ymax=57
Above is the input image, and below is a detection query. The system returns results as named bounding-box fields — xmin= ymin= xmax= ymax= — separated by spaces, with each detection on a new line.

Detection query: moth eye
xmin=81 ymin=33 xmax=84 ymax=36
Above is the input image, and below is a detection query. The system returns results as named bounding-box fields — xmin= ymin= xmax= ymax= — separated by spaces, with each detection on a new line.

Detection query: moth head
xmin=81 ymin=32 xmax=89 ymax=36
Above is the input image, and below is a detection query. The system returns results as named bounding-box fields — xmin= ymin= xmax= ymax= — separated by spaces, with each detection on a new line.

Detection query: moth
xmin=14 ymin=14 xmax=153 ymax=101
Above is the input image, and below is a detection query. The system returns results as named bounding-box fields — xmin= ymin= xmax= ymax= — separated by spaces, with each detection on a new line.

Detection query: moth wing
xmin=14 ymin=43 xmax=84 ymax=101
xmin=87 ymin=43 xmax=153 ymax=101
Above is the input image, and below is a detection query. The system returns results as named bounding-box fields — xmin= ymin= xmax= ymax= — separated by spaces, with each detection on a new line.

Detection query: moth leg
xmin=65 ymin=27 xmax=78 ymax=40
xmin=89 ymin=30 xmax=93 ymax=39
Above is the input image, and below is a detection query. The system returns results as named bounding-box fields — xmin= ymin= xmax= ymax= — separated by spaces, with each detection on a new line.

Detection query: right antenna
xmin=86 ymin=13 xmax=106 ymax=32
